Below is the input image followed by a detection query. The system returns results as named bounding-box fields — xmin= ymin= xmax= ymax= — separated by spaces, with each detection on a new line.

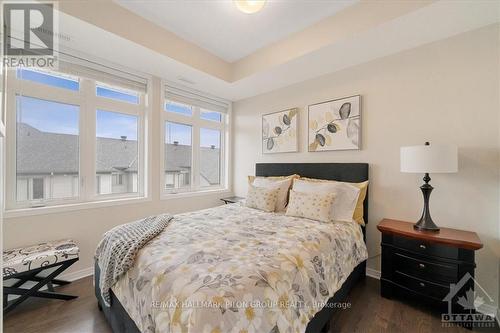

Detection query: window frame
xmin=0 ymin=62 xmax=6 ymax=138
xmin=4 ymin=65 xmax=149 ymax=210
xmin=94 ymin=107 xmax=143 ymax=199
xmin=160 ymin=86 xmax=229 ymax=197
xmin=164 ymin=120 xmax=193 ymax=191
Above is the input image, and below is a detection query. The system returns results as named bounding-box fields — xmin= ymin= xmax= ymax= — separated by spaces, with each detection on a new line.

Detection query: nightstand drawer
xmin=378 ymin=219 xmax=482 ymax=313
xmin=393 ymin=235 xmax=459 ymax=260
xmin=393 ymin=271 xmax=450 ymax=300
xmin=394 ymin=252 xmax=458 ymax=284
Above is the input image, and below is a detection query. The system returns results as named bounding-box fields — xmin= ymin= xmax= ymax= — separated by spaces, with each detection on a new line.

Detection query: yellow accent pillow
xmin=285 ymin=190 xmax=335 ymax=223
xmin=350 ymin=181 xmax=369 ymax=226
xmin=245 ymin=185 xmax=280 ymax=212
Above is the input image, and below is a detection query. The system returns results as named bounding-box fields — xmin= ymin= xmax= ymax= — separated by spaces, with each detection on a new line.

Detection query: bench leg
xmin=28 ymin=276 xmax=71 ymax=286
xmin=4 ymin=287 xmax=78 ymax=300
xmin=3 ymin=259 xmax=78 ymax=315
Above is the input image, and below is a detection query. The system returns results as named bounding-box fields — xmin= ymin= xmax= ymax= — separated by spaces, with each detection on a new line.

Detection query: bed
xmin=95 ymin=162 xmax=369 ymax=333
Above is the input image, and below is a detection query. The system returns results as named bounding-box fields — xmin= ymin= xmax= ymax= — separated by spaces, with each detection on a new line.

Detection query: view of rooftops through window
xmin=164 ymin=101 xmax=222 ymax=191
xmin=165 ymin=121 xmax=221 ymax=191
xmin=96 ymin=110 xmax=139 ymax=196
xmin=16 ymin=95 xmax=80 ymax=202
xmin=15 ymin=70 xmax=223 ymax=202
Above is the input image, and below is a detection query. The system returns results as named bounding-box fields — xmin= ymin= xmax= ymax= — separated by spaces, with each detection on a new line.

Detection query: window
xmin=165 ymin=101 xmax=192 ymax=116
xmin=96 ymin=110 xmax=139 ymax=195
xmin=200 ymin=128 xmax=221 ymax=186
xmin=200 ymin=109 xmax=221 ymax=122
xmin=17 ymin=68 xmax=79 ymax=91
xmin=15 ymin=95 xmax=80 ymax=202
xmin=6 ymin=62 xmax=148 ymax=209
xmin=112 ymin=173 xmax=124 ymax=186
xmin=164 ymin=122 xmax=192 ymax=190
xmin=32 ymin=178 xmax=44 ymax=200
xmin=96 ymin=83 xmax=139 ymax=104
xmin=162 ymin=86 xmax=229 ymax=195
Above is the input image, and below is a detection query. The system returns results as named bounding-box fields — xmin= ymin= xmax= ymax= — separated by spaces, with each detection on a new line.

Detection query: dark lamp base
xmin=414 ymin=173 xmax=440 ymax=232
xmin=413 ymin=218 xmax=440 ymax=232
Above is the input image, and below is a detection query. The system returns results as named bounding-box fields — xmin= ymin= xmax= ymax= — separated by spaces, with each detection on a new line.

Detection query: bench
xmin=3 ymin=239 xmax=79 ymax=314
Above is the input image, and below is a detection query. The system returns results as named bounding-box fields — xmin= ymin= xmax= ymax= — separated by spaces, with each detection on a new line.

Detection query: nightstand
xmin=377 ymin=219 xmax=483 ymax=321
xmin=220 ymin=196 xmax=245 ymax=204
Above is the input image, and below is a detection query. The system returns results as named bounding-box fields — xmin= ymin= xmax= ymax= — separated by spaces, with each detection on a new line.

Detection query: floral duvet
xmin=111 ymin=204 xmax=368 ymax=333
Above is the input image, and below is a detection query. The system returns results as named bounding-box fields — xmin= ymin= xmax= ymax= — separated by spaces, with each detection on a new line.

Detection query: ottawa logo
xmin=442 ymin=272 xmax=496 ymax=328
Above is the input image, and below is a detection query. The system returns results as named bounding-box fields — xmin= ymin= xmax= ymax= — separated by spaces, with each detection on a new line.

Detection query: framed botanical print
xmin=262 ymin=108 xmax=298 ymax=154
xmin=308 ymin=95 xmax=361 ymax=151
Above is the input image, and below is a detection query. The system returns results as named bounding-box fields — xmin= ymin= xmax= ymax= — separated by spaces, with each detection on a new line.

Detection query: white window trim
xmin=0 ymin=122 xmax=5 ymax=138
xmin=1 ymin=64 xmax=6 ymax=138
xmin=4 ymin=65 xmax=151 ymax=211
xmin=3 ymin=195 xmax=153 ymax=219
xmin=160 ymin=82 xmax=231 ymax=199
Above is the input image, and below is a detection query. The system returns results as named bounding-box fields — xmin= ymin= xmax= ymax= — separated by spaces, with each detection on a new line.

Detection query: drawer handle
xmin=419 ymin=244 xmax=426 ymax=250
xmin=419 ymin=263 xmax=426 ymax=269
xmin=419 ymin=282 xmax=425 ymax=287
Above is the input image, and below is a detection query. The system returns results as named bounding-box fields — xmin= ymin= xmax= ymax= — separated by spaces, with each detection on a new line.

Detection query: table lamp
xmin=400 ymin=142 xmax=458 ymax=232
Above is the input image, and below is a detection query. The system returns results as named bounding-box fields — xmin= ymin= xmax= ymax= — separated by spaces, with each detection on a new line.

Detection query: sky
xmin=16 ymin=69 xmax=221 ymax=148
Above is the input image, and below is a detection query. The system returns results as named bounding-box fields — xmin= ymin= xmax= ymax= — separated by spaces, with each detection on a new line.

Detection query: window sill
xmin=161 ymin=188 xmax=230 ymax=200
xmin=4 ymin=196 xmax=152 ymax=219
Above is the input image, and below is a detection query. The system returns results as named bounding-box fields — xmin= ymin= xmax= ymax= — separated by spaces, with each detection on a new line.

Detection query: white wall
xmin=232 ymin=25 xmax=500 ymax=309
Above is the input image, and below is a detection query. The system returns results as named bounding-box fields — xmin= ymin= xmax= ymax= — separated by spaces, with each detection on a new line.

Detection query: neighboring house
xmin=16 ymin=123 xmax=220 ymax=202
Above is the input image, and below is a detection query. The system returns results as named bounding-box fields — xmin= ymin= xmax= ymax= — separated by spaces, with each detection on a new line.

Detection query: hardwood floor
xmin=331 ymin=278 xmax=499 ymax=333
xmin=3 ymin=276 xmax=499 ymax=333
xmin=3 ymin=277 xmax=111 ymax=333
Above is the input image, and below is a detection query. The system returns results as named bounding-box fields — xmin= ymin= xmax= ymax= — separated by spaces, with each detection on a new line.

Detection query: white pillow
xmin=286 ymin=190 xmax=335 ymax=223
xmin=251 ymin=177 xmax=293 ymax=212
xmin=292 ymin=178 xmax=360 ymax=222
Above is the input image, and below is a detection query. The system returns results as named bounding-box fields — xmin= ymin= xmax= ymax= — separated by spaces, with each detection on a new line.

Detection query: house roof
xmin=16 ymin=123 xmax=221 ymax=185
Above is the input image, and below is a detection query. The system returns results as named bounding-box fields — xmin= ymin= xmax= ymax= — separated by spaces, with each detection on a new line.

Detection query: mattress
xmin=111 ymin=204 xmax=368 ymax=333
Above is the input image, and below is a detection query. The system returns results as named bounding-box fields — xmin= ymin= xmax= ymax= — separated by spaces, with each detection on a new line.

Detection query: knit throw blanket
xmin=95 ymin=213 xmax=173 ymax=306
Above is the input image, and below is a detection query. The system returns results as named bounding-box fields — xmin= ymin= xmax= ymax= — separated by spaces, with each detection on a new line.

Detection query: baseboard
xmin=59 ymin=266 xmax=93 ymax=281
xmin=366 ymin=268 xmax=381 ymax=280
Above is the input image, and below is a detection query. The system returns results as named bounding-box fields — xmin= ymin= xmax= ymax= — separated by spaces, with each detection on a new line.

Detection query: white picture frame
xmin=262 ymin=108 xmax=298 ymax=154
xmin=308 ymin=95 xmax=361 ymax=151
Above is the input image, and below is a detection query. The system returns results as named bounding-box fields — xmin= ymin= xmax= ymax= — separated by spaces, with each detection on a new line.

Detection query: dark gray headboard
xmin=255 ymin=163 xmax=369 ymax=233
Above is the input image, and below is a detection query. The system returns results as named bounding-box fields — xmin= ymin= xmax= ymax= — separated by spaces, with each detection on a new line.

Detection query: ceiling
xmin=58 ymin=0 xmax=499 ymax=101
xmin=114 ymin=0 xmax=357 ymax=62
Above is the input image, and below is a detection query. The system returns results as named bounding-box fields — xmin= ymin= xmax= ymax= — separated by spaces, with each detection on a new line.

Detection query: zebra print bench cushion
xmin=3 ymin=239 xmax=79 ymax=278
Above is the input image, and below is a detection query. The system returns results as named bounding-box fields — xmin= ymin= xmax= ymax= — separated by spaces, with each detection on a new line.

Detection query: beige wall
xmin=2 ymin=78 xmax=229 ymax=277
xmin=232 ymin=25 xmax=500 ymax=309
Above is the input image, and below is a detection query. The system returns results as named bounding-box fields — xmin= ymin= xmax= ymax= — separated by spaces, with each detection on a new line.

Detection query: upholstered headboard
xmin=255 ymin=163 xmax=369 ymax=238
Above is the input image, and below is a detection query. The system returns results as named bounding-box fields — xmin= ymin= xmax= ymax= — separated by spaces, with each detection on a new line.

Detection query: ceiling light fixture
xmin=233 ymin=0 xmax=266 ymax=14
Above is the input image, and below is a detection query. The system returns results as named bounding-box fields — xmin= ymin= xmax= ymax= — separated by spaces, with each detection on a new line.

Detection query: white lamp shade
xmin=400 ymin=144 xmax=458 ymax=173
